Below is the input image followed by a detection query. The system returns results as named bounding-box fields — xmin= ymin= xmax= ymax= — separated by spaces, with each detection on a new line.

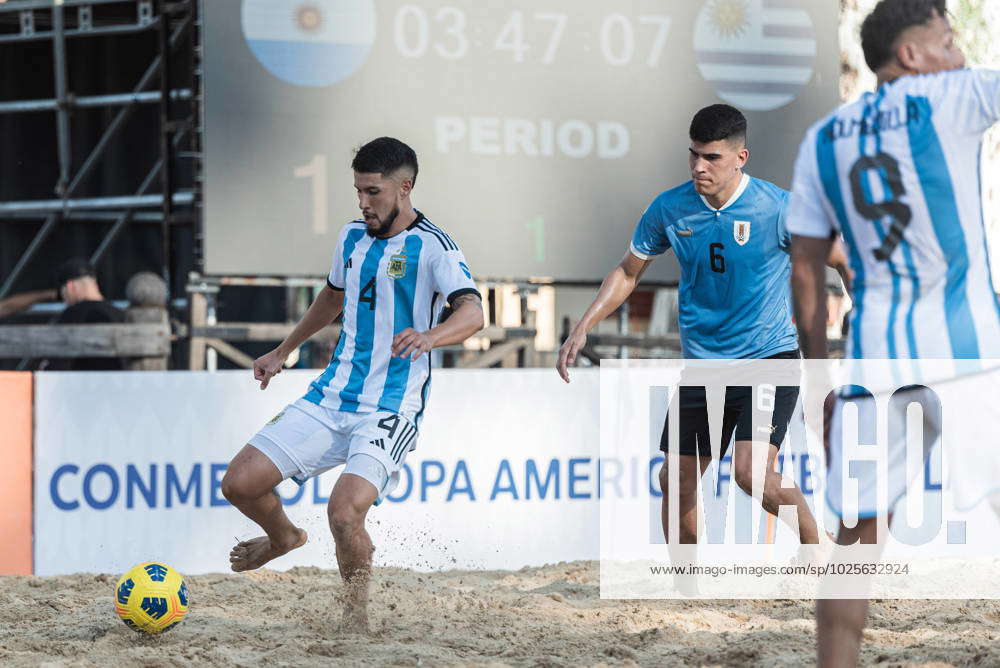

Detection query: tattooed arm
xmin=391 ymin=292 xmax=484 ymax=361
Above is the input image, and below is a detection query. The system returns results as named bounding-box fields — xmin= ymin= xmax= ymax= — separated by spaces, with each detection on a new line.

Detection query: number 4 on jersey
xmin=359 ymin=277 xmax=377 ymax=310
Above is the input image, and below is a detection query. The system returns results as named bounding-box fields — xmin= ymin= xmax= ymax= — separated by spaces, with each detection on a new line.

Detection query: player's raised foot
xmin=229 ymin=528 xmax=308 ymax=572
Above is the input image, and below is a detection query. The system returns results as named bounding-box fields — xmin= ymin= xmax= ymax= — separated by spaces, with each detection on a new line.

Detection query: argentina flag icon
xmin=241 ymin=0 xmax=376 ymax=87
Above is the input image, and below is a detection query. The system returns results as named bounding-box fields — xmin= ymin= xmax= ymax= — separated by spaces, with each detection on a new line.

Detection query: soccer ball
xmin=114 ymin=562 xmax=189 ymax=633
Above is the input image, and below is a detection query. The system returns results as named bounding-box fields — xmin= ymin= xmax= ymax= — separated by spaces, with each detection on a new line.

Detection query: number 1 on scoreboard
xmin=294 ymin=153 xmax=329 ymax=235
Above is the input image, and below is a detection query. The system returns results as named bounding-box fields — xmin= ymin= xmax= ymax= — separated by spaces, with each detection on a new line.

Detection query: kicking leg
xmin=222 ymin=445 xmax=308 ymax=572
xmin=328 ymin=467 xmax=379 ymax=632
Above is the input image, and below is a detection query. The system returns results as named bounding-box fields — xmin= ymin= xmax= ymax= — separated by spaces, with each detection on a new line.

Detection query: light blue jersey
xmin=788 ymin=69 xmax=1000 ymax=362
xmin=630 ymin=174 xmax=799 ymax=359
xmin=305 ymin=211 xmax=479 ymax=422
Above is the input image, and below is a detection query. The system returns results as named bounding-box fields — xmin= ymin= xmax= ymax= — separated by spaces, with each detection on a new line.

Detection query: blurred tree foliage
xmin=950 ymin=0 xmax=996 ymax=65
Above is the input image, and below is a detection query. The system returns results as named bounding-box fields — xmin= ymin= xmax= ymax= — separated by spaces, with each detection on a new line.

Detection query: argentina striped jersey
xmin=787 ymin=68 xmax=1000 ymax=360
xmin=304 ymin=211 xmax=479 ymax=422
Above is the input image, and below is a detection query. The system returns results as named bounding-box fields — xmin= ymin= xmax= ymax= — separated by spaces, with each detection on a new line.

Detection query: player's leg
xmin=658 ymin=454 xmax=712 ymax=543
xmin=222 ymin=444 xmax=308 ymax=571
xmin=328 ymin=459 xmax=380 ymax=632
xmin=223 ymin=401 xmax=337 ymax=571
xmin=331 ymin=410 xmax=414 ymax=631
xmin=731 ymin=440 xmax=821 ymax=544
xmin=658 ymin=385 xmax=725 ymax=596
xmin=658 ymin=385 xmax=716 ymax=544
xmin=658 ymin=453 xmax=709 ymax=596
xmin=816 ymin=516 xmax=881 ymax=668
xmin=731 ymin=382 xmax=823 ymax=544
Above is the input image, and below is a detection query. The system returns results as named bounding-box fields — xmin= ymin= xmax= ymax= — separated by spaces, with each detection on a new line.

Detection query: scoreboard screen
xmin=202 ymin=0 xmax=839 ymax=280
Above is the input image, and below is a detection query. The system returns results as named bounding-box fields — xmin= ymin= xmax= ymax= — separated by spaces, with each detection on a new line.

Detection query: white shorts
xmin=826 ymin=371 xmax=1000 ymax=518
xmin=248 ymin=397 xmax=418 ymax=505
xmin=826 ymin=386 xmax=940 ymax=519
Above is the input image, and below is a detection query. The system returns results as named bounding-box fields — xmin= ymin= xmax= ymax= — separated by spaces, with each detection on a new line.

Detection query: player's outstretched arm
xmin=0 ymin=288 xmax=57 ymax=320
xmin=253 ymin=284 xmax=345 ymax=390
xmin=790 ymin=234 xmax=832 ymax=360
xmin=556 ymin=252 xmax=652 ymax=383
xmin=391 ymin=293 xmax=484 ymax=361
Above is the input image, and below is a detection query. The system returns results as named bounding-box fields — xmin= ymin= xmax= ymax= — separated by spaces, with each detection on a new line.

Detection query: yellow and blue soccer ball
xmin=114 ymin=562 xmax=189 ymax=633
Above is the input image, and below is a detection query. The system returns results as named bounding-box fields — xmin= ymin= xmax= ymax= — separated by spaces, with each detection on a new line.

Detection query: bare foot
xmin=339 ymin=605 xmax=369 ymax=634
xmin=229 ymin=528 xmax=307 ymax=572
xmin=337 ymin=575 xmax=371 ymax=633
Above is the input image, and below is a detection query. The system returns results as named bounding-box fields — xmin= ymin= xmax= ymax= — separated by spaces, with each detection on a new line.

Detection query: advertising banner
xmin=34 ymin=369 xmax=603 ymax=575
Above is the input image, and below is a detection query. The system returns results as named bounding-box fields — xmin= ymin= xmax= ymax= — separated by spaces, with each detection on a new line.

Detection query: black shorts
xmin=659 ymin=349 xmax=801 ymax=458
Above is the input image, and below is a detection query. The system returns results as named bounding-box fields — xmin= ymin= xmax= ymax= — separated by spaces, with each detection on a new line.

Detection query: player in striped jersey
xmin=788 ymin=1 xmax=1000 ymax=664
xmin=221 ymin=137 xmax=483 ymax=630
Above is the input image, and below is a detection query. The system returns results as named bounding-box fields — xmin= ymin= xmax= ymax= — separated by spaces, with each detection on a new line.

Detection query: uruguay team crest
xmin=387 ymin=253 xmax=407 ymax=278
xmin=734 ymin=220 xmax=751 ymax=245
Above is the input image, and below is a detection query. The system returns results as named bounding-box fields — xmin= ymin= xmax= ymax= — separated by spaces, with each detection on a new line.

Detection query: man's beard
xmin=366 ymin=206 xmax=399 ymax=237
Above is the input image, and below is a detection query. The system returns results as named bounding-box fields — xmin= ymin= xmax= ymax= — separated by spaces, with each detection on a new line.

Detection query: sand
xmin=2 ymin=562 xmax=999 ymax=667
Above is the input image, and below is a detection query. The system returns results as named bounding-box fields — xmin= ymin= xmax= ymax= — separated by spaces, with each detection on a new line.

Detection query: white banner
xmin=38 ymin=365 xmax=999 ymax=581
xmin=34 ymin=369 xmax=604 ymax=576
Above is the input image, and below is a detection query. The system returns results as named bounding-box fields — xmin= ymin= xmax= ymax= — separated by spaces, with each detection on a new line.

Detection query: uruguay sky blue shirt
xmin=630 ymin=173 xmax=799 ymax=359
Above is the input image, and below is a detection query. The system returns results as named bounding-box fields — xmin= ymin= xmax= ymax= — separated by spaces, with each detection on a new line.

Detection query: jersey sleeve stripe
xmin=416 ymin=222 xmax=452 ymax=250
xmin=422 ymin=220 xmax=458 ymax=250
xmin=418 ymin=221 xmax=458 ymax=251
xmin=327 ymin=278 xmax=344 ymax=291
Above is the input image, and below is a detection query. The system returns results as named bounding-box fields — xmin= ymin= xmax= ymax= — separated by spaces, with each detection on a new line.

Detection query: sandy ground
xmin=2 ymin=562 xmax=999 ymax=667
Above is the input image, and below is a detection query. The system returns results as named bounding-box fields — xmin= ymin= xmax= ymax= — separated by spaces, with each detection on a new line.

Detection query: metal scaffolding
xmin=0 ymin=0 xmax=200 ymax=298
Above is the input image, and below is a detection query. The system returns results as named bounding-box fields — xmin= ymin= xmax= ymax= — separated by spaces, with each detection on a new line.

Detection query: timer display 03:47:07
xmin=393 ymin=6 xmax=673 ymax=67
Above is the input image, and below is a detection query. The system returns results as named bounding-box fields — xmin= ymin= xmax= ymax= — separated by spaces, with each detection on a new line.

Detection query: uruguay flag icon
xmin=693 ymin=0 xmax=817 ymax=111
xmin=241 ymin=0 xmax=376 ymax=87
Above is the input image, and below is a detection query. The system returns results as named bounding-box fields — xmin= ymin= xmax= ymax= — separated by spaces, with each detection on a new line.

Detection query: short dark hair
xmin=861 ymin=0 xmax=947 ymax=72
xmin=54 ymin=257 xmax=96 ymax=289
xmin=351 ymin=137 xmax=419 ymax=185
xmin=689 ymin=104 xmax=747 ymax=146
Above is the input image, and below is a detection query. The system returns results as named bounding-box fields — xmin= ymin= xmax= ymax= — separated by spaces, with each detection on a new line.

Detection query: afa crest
xmin=734 ymin=220 xmax=751 ymax=246
xmin=387 ymin=253 xmax=407 ymax=279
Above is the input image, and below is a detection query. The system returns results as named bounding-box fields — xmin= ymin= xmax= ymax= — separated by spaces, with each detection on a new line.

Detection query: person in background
xmin=44 ymin=258 xmax=126 ymax=371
